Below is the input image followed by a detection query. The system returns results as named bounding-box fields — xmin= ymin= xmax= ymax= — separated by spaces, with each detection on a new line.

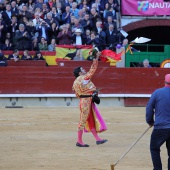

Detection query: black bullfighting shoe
xmin=96 ymin=139 xmax=108 ymax=145
xmin=76 ymin=142 xmax=89 ymax=147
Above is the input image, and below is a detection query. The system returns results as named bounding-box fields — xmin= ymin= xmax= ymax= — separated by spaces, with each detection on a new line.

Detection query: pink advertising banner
xmin=121 ymin=0 xmax=170 ymax=16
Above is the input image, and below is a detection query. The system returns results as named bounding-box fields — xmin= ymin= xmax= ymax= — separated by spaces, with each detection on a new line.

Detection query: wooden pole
xmin=110 ymin=126 xmax=151 ymax=170
xmin=110 ymin=164 xmax=114 ymax=170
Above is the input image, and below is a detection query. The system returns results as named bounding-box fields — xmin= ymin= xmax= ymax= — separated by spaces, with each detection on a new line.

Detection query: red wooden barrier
xmin=7 ymin=60 xmax=46 ymax=67
xmin=0 ymin=60 xmax=168 ymax=95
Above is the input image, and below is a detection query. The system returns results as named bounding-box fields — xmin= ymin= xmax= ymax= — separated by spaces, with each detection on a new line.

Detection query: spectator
xmin=0 ymin=17 xmax=6 ymax=46
xmin=0 ymin=49 xmax=5 ymax=60
xmin=11 ymin=1 xmax=19 ymax=17
xmin=52 ymin=2 xmax=63 ymax=24
xmin=62 ymin=5 xmax=71 ymax=24
xmin=122 ymin=38 xmax=129 ymax=47
xmin=31 ymin=36 xmax=39 ymax=51
xmin=66 ymin=0 xmax=74 ymax=8
xmin=77 ymin=9 xmax=85 ymax=22
xmin=117 ymin=27 xmax=127 ymax=44
xmin=71 ymin=17 xmax=83 ymax=33
xmin=71 ymin=2 xmax=79 ymax=18
xmin=34 ymin=7 xmax=44 ymax=19
xmin=105 ymin=5 xmax=116 ymax=23
xmin=21 ymin=50 xmax=32 ymax=60
xmin=122 ymin=38 xmax=139 ymax=53
xmin=25 ymin=19 xmax=36 ymax=38
xmin=53 ymin=0 xmax=63 ymax=9
xmin=22 ymin=16 xmax=29 ymax=26
xmin=82 ymin=4 xmax=90 ymax=14
xmin=66 ymin=23 xmax=71 ymax=31
xmin=0 ymin=2 xmax=5 ymax=13
xmin=103 ymin=3 xmax=110 ymax=21
xmin=38 ymin=37 xmax=48 ymax=51
xmin=142 ymin=59 xmax=152 ymax=68
xmin=72 ymin=28 xmax=86 ymax=45
xmin=34 ymin=0 xmax=44 ymax=10
xmin=80 ymin=13 xmax=93 ymax=32
xmin=103 ymin=15 xmax=116 ymax=31
xmin=86 ymin=30 xmax=102 ymax=50
xmin=91 ymin=0 xmax=104 ymax=15
xmin=8 ymin=15 xmax=18 ymax=39
xmin=0 ymin=49 xmax=7 ymax=66
xmin=36 ymin=20 xmax=52 ymax=44
xmin=70 ymin=15 xmax=75 ymax=28
xmin=0 ymin=0 xmax=119 ymax=53
xmin=79 ymin=0 xmax=90 ymax=10
xmin=105 ymin=23 xmax=117 ymax=49
xmin=14 ymin=23 xmax=31 ymax=50
xmin=2 ymin=4 xmax=13 ymax=25
xmin=48 ymin=38 xmax=56 ymax=51
xmin=16 ymin=0 xmax=22 ymax=8
xmin=94 ymin=21 xmax=106 ymax=50
xmin=42 ymin=3 xmax=50 ymax=17
xmin=84 ymin=29 xmax=91 ymax=41
xmin=7 ymin=49 xmax=20 ymax=62
xmin=107 ymin=0 xmax=119 ymax=12
xmin=26 ymin=0 xmax=35 ymax=14
xmin=34 ymin=51 xmax=45 ymax=60
xmin=45 ymin=12 xmax=59 ymax=27
xmin=5 ymin=32 xmax=11 ymax=40
xmin=76 ymin=0 xmax=82 ymax=7
xmin=73 ymin=49 xmax=84 ymax=61
xmin=2 ymin=38 xmax=13 ymax=50
xmin=32 ymin=12 xmax=43 ymax=27
xmin=47 ymin=0 xmax=54 ymax=9
xmin=18 ymin=5 xmax=33 ymax=24
xmin=57 ymin=24 xmax=72 ymax=45
xmin=89 ymin=8 xmax=101 ymax=28
xmin=49 ymin=22 xmax=59 ymax=42
xmin=94 ymin=21 xmax=106 ymax=40
xmin=51 ymin=6 xmax=61 ymax=24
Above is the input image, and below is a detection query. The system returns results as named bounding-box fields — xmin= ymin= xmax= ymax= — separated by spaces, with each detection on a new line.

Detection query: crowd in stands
xmin=0 ymin=0 xmax=123 ymax=54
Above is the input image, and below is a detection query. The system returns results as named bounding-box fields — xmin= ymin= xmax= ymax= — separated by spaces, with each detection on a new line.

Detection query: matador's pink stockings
xmin=77 ymin=130 xmax=84 ymax=145
xmin=77 ymin=129 xmax=102 ymax=145
xmin=91 ymin=128 xmax=102 ymax=141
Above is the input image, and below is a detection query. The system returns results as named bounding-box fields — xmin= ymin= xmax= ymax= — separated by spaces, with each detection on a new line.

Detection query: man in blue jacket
xmin=146 ymin=74 xmax=170 ymax=170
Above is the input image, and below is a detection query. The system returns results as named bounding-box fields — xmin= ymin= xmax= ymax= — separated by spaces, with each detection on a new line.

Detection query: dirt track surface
xmin=0 ymin=107 xmax=167 ymax=170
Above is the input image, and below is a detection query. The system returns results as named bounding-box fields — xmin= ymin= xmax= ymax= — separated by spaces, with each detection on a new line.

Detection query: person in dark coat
xmin=34 ymin=51 xmax=45 ymax=60
xmin=2 ymin=38 xmax=13 ymax=50
xmin=14 ymin=24 xmax=31 ymax=50
xmin=2 ymin=4 xmax=14 ymax=25
xmin=7 ymin=49 xmax=20 ymax=62
xmin=34 ymin=51 xmax=48 ymax=66
xmin=105 ymin=23 xmax=117 ymax=49
xmin=0 ymin=17 xmax=7 ymax=45
xmin=21 ymin=50 xmax=32 ymax=60
xmin=0 ymin=49 xmax=7 ymax=66
xmin=80 ymin=13 xmax=93 ymax=32
xmin=17 ymin=5 xmax=33 ymax=25
xmin=86 ymin=31 xmax=103 ymax=51
xmin=36 ymin=20 xmax=52 ymax=44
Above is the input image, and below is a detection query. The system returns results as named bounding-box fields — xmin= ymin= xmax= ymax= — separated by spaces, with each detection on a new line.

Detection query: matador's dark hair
xmin=73 ymin=67 xmax=81 ymax=78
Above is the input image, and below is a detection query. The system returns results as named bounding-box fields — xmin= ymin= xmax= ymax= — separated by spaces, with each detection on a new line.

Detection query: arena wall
xmin=0 ymin=60 xmax=169 ymax=107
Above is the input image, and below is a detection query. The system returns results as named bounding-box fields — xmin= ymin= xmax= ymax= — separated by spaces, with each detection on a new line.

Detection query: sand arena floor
xmin=0 ymin=106 xmax=168 ymax=170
